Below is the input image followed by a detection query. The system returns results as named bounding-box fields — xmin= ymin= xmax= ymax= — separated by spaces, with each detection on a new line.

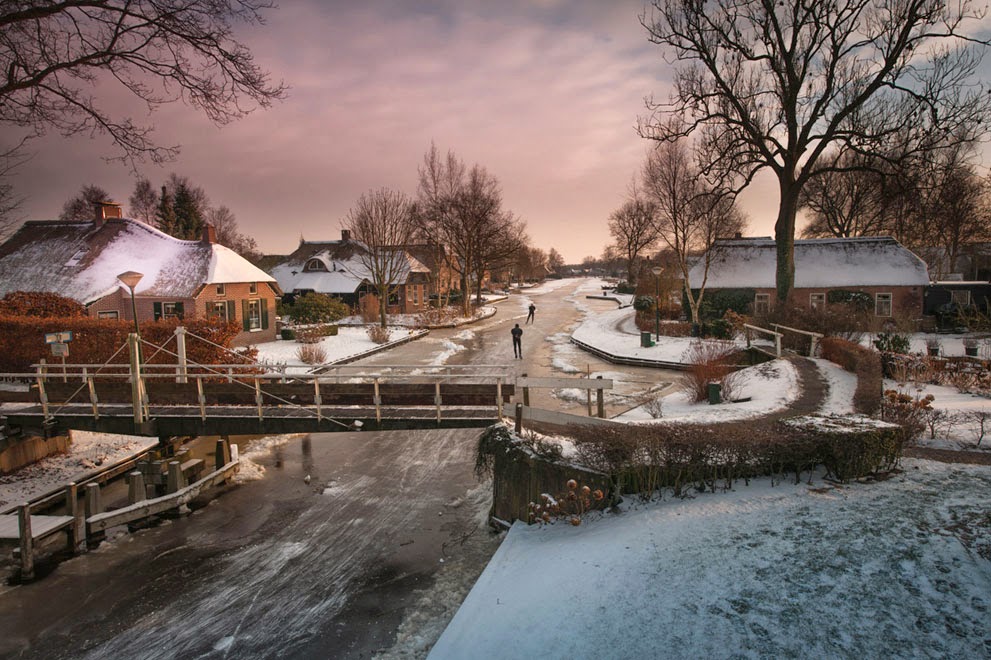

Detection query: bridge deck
xmin=0 ymin=514 xmax=74 ymax=541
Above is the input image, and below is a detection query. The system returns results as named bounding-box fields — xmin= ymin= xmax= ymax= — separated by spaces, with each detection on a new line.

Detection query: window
xmin=875 ymin=293 xmax=892 ymax=317
xmin=810 ymin=293 xmax=825 ymax=310
xmin=249 ymin=282 xmax=258 ymax=295
xmin=98 ymin=310 xmax=119 ymax=319
xmin=305 ymin=259 xmax=327 ymax=272
xmin=247 ymin=299 xmax=261 ymax=330
xmin=951 ymin=290 xmax=971 ymax=306
xmin=754 ymin=293 xmax=770 ymax=315
xmin=216 ymin=283 xmax=226 ymax=296
xmin=411 ymin=285 xmax=419 ymax=306
xmin=154 ymin=301 xmax=185 ymax=320
xmin=211 ymin=301 xmax=229 ymax=321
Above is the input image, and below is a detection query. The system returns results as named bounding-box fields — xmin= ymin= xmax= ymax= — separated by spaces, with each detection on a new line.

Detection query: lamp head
xmin=117 ymin=271 xmax=144 ymax=291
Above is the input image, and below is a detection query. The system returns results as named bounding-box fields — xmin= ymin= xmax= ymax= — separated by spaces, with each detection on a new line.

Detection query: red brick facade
xmin=751 ymin=285 xmax=924 ymax=319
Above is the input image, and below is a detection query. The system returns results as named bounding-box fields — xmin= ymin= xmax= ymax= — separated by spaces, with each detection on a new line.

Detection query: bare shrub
xmin=296 ymin=343 xmax=327 ymax=365
xmin=366 ymin=325 xmax=390 ymax=344
xmin=948 ymin=370 xmax=977 ymax=394
xmin=528 ymin=479 xmax=604 ymax=526
xmin=680 ymin=340 xmax=737 ymax=403
xmin=642 ymin=396 xmax=664 ymax=419
xmin=416 ymin=306 xmax=460 ymax=327
xmin=968 ymin=410 xmax=990 ymax=446
xmin=880 ymin=389 xmax=933 ymax=444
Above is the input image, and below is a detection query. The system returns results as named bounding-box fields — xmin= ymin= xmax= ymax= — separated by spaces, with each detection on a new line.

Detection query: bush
xmin=366 ymin=325 xmax=390 ymax=344
xmin=680 ymin=340 xmax=738 ymax=403
xmin=280 ymin=328 xmax=296 ymax=340
xmin=296 ymin=343 xmax=327 ymax=365
xmin=685 ymin=288 xmax=755 ymax=320
xmin=0 ymin=291 xmax=86 ymax=318
xmin=874 ymin=332 xmax=910 ymax=354
xmin=880 ymin=389 xmax=932 ymax=444
xmin=826 ymin=289 xmax=873 ymax=310
xmin=615 ymin=281 xmax=637 ymax=295
xmin=284 ymin=293 xmax=349 ymax=324
xmin=633 ymin=295 xmax=655 ymax=312
xmin=820 ymin=336 xmax=883 ymax=414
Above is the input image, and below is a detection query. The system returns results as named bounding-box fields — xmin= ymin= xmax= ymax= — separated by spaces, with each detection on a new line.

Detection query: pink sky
xmin=4 ymin=1 xmax=875 ymax=262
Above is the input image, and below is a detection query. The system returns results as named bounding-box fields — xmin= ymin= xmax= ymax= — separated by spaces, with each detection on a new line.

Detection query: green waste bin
xmin=707 ymin=382 xmax=722 ymax=405
xmin=640 ymin=331 xmax=654 ymax=348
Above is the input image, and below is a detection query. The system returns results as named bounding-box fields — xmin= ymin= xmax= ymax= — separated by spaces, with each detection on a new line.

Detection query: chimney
xmin=341 ymin=229 xmax=351 ymax=242
xmin=93 ymin=201 xmax=123 ymax=228
xmin=734 ymin=232 xmax=743 ymax=239
xmin=201 ymin=223 xmax=217 ymax=244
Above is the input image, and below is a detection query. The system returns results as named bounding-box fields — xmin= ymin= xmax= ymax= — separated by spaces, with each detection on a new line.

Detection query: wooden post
xmin=515 ymin=402 xmax=523 ymax=434
xmin=18 ymin=503 xmax=33 ymax=581
xmin=65 ymin=482 xmax=84 ymax=553
xmin=87 ymin=375 xmax=99 ymax=419
xmin=196 ymin=376 xmax=206 ymax=421
xmin=167 ymin=461 xmax=184 ymax=493
xmin=174 ymin=326 xmax=188 ymax=383
xmin=435 ymin=382 xmax=442 ymax=424
xmin=127 ymin=471 xmax=146 ymax=504
xmin=85 ymin=483 xmax=102 ymax=517
xmin=314 ymin=378 xmax=322 ymax=421
xmin=496 ymin=378 xmax=503 ymax=418
xmin=215 ymin=438 xmax=230 ymax=470
xmin=774 ymin=334 xmax=782 ymax=357
xmin=596 ymin=375 xmax=605 ymax=418
xmin=586 ymin=365 xmax=592 ymax=416
xmin=227 ymin=367 xmax=233 ymax=384
xmin=36 ymin=363 xmax=50 ymax=422
xmin=373 ymin=378 xmax=382 ymax=424
xmin=128 ymin=333 xmax=144 ymax=426
xmin=522 ymin=373 xmax=530 ymax=406
xmin=254 ymin=378 xmax=263 ymax=421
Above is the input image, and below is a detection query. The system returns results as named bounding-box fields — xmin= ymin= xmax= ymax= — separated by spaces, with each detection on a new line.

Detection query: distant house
xmin=0 ymin=202 xmax=281 ymax=345
xmin=688 ymin=236 xmax=930 ymax=318
xmin=268 ymin=230 xmax=431 ymax=314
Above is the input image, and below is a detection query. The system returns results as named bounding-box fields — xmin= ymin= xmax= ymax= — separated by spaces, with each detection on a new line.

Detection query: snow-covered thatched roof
xmin=268 ymin=238 xmax=429 ymax=295
xmin=688 ymin=237 xmax=930 ymax=289
xmin=0 ymin=218 xmax=276 ymax=304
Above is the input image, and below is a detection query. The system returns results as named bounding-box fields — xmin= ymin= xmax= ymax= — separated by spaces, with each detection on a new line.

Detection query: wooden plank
xmin=86 ymin=460 xmax=239 ymax=533
xmin=0 ymin=514 xmax=74 ymax=540
xmin=519 ymin=405 xmax=620 ymax=428
xmin=516 ymin=376 xmax=614 ymax=390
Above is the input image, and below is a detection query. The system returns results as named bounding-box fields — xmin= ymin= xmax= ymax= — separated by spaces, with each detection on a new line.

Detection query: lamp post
xmin=651 ymin=265 xmax=663 ymax=342
xmin=117 ymin=271 xmax=143 ymax=336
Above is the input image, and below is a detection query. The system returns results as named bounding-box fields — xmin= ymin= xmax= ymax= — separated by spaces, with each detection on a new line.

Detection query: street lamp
xmin=117 ymin=271 xmax=143 ymax=336
xmin=651 ymin=265 xmax=663 ymax=342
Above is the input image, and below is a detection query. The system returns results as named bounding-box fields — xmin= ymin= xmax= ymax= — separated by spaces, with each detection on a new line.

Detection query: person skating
xmin=526 ymin=303 xmax=536 ymax=324
xmin=511 ymin=323 xmax=523 ymax=358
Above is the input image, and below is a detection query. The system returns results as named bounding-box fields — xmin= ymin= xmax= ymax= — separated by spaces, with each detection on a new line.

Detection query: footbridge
xmin=0 ymin=331 xmax=611 ymax=437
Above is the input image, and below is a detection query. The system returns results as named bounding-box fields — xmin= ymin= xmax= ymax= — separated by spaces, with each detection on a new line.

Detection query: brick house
xmin=0 ymin=202 xmax=281 ymax=345
xmin=269 ymin=231 xmax=431 ymax=314
xmin=688 ymin=236 xmax=930 ymax=319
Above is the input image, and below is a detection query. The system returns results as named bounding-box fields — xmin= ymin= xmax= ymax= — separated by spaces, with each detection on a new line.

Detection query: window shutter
xmin=175 ymin=302 xmax=184 ymax=319
xmin=261 ymin=299 xmax=269 ymax=329
xmin=242 ymin=299 xmax=250 ymax=331
xmin=153 ymin=302 xmax=162 ymax=321
xmin=206 ymin=301 xmax=213 ymax=318
xmin=227 ymin=300 xmax=236 ymax=324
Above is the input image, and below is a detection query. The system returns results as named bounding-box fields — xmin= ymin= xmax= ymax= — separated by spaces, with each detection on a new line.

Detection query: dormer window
xmin=66 ymin=249 xmax=87 ymax=267
xmin=305 ymin=258 xmax=328 ymax=272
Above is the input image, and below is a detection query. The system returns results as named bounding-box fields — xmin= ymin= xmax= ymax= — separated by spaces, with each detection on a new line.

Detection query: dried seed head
xmin=566 ymin=479 xmax=578 ymax=490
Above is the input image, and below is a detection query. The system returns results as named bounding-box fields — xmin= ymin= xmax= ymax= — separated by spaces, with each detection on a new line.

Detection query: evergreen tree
xmin=156 ymin=185 xmax=178 ymax=236
xmin=172 ymin=182 xmax=204 ymax=240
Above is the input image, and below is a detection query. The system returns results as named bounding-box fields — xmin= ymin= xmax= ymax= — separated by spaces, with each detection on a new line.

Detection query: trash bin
xmin=707 ymin=382 xmax=722 ymax=405
xmin=640 ymin=331 xmax=654 ymax=348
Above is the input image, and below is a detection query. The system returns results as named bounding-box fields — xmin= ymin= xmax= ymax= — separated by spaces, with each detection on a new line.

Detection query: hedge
xmin=684 ymin=288 xmax=756 ymax=320
xmin=820 ymin=336 xmax=883 ymax=414
xmin=0 ymin=316 xmax=247 ymax=373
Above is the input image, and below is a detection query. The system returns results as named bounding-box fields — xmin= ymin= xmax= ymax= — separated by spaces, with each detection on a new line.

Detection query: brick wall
xmin=751 ymin=285 xmax=924 ymax=318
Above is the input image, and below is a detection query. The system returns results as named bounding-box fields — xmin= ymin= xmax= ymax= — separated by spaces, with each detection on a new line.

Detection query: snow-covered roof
xmin=267 ymin=239 xmax=429 ymax=295
xmin=0 ymin=218 xmax=276 ymax=304
xmin=688 ymin=237 xmax=930 ymax=289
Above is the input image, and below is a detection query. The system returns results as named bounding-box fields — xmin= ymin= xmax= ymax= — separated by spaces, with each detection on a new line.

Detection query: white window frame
xmin=810 ymin=293 xmax=825 ymax=309
xmin=163 ymin=302 xmax=180 ymax=319
xmin=98 ymin=310 xmax=119 ymax=320
xmin=951 ymin=290 xmax=971 ymax=306
xmin=875 ymin=293 xmax=892 ymax=317
xmin=305 ymin=259 xmax=327 ymax=272
xmin=212 ymin=301 xmax=229 ymax=322
xmin=754 ymin=293 xmax=770 ymax=315
xmin=216 ymin=283 xmax=226 ymax=296
xmin=247 ymin=299 xmax=262 ymax=331
xmin=249 ymin=282 xmax=258 ymax=295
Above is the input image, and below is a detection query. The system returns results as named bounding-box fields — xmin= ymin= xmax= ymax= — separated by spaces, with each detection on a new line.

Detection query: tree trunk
xmin=775 ymin=181 xmax=800 ymax=303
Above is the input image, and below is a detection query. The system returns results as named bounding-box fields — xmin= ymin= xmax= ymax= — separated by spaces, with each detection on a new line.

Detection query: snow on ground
xmin=232 ymin=434 xmax=304 ymax=483
xmin=615 ymin=359 xmax=799 ymax=424
xmin=572 ymin=307 xmax=746 ymax=365
xmin=812 ymin=358 xmax=858 ymax=415
xmin=0 ymin=431 xmax=157 ymax=511
xmin=862 ymin=332 xmax=991 ymax=358
xmin=883 ymin=377 xmax=991 ymax=451
xmin=253 ymin=326 xmax=421 ymax=373
xmin=430 ymin=460 xmax=991 ymax=659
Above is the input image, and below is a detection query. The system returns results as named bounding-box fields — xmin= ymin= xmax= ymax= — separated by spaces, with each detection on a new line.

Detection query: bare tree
xmin=643 ymin=139 xmax=744 ymax=325
xmin=416 ymin=144 xmax=525 ymax=315
xmin=640 ymin=0 xmax=991 ymax=302
xmin=547 ymin=247 xmax=564 ymax=274
xmin=343 ymin=188 xmax=417 ymax=328
xmin=0 ymin=145 xmax=26 ymax=240
xmin=128 ymin=178 xmax=159 ymax=226
xmin=206 ymin=205 xmax=260 ymax=259
xmin=800 ymin=154 xmax=887 ymax=239
xmin=0 ymin=1 xmax=286 ymax=167
xmin=59 ymin=184 xmax=110 ymax=221
xmin=608 ymin=181 xmax=659 ymax=284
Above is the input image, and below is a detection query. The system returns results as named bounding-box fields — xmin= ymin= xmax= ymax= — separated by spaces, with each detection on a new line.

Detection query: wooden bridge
xmin=0 ymin=331 xmax=621 ymax=437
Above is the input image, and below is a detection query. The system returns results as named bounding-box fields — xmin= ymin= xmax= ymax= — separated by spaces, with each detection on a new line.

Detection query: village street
xmin=0 ymin=279 xmax=677 ymax=659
